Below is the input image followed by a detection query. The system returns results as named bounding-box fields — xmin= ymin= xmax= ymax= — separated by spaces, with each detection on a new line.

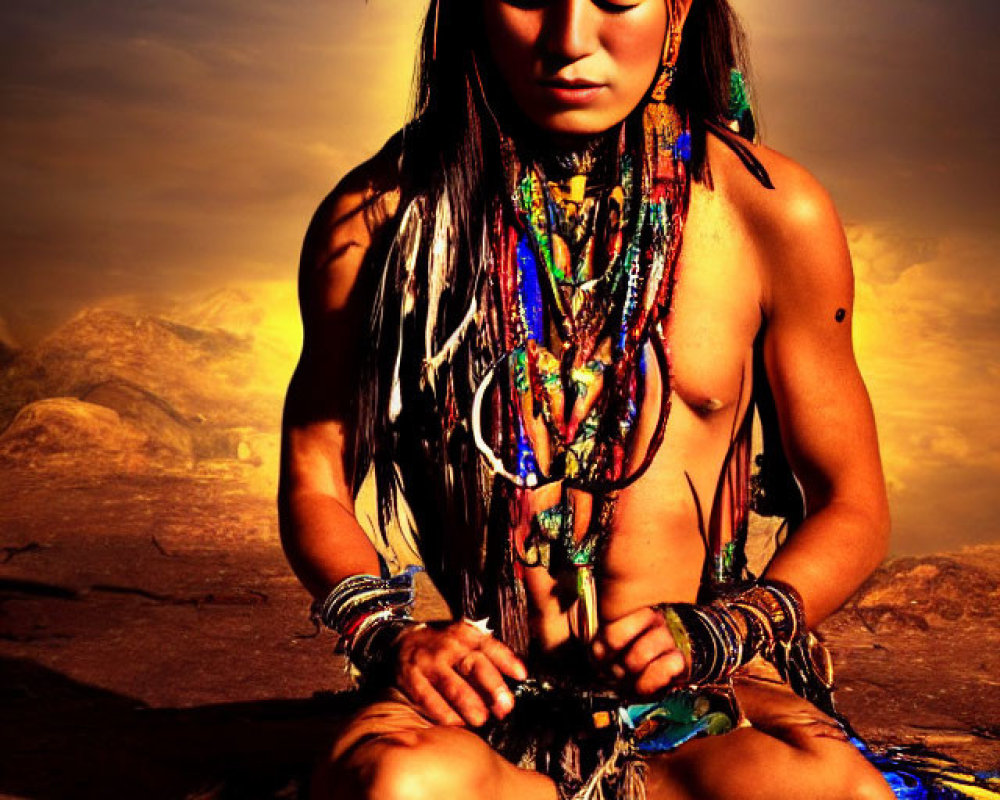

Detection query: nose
xmin=540 ymin=0 xmax=600 ymax=65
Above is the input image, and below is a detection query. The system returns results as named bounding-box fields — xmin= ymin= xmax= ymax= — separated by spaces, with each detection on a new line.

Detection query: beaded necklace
xmin=363 ymin=26 xmax=748 ymax=657
xmin=473 ymin=96 xmax=692 ymax=643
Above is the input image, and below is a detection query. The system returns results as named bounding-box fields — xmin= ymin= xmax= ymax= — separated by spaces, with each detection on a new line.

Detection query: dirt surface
xmin=3 ymin=463 xmax=998 ymax=799
xmin=1 ymin=297 xmax=997 ymax=798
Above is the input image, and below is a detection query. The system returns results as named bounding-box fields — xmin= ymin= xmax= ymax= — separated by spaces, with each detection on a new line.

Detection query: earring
xmin=652 ymin=25 xmax=679 ymax=102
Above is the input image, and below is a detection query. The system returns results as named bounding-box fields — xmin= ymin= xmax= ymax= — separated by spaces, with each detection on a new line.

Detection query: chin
xmin=529 ymin=109 xmax=624 ymax=139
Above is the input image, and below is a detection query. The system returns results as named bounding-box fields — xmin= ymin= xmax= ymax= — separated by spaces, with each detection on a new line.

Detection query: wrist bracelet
xmin=656 ymin=578 xmax=807 ymax=687
xmin=311 ymin=565 xmax=423 ymax=684
xmin=726 ymin=579 xmax=804 ymax=657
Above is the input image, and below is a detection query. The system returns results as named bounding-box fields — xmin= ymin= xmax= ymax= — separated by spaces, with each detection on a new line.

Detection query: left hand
xmin=589 ymin=605 xmax=688 ymax=697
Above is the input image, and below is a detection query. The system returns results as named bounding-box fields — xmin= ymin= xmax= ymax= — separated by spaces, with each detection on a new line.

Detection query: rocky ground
xmin=824 ymin=548 xmax=1000 ymax=769
xmin=1 ymin=293 xmax=997 ymax=798
xmin=2 ymin=458 xmax=996 ymax=798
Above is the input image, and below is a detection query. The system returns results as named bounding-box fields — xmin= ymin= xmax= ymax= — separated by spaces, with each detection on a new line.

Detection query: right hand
xmin=589 ymin=605 xmax=688 ymax=698
xmin=392 ymin=620 xmax=528 ymax=728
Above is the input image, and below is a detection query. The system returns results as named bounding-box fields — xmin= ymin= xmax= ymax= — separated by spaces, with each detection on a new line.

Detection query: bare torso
xmin=284 ymin=126 xmax=886 ymax=665
xmin=522 ymin=150 xmax=765 ymax=652
xmin=287 ymin=109 xmax=894 ymax=800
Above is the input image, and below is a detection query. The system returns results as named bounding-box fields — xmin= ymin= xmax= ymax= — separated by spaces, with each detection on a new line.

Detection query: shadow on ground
xmin=0 ymin=656 xmax=362 ymax=800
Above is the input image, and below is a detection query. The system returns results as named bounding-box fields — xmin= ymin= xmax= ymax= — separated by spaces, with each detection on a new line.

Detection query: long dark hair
xmin=357 ymin=0 xmax=753 ymax=458
xmin=354 ymin=1 xmax=771 ymax=595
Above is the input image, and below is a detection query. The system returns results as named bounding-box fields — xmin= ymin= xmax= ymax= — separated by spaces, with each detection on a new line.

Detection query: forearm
xmin=279 ymin=488 xmax=382 ymax=600
xmin=631 ymin=500 xmax=886 ymax=691
xmin=763 ymin=496 xmax=889 ymax=629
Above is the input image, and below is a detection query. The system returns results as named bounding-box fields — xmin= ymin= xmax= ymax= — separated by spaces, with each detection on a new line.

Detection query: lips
xmin=538 ymin=78 xmax=606 ymax=105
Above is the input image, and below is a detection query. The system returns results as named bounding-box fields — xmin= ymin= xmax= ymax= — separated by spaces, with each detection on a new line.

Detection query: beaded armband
xmin=311 ymin=565 xmax=423 ymax=684
xmin=656 ymin=579 xmax=806 ymax=687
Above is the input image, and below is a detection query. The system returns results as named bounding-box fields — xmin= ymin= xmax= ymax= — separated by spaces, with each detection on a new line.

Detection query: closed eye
xmin=593 ymin=0 xmax=642 ymax=11
xmin=500 ymin=0 xmax=642 ymax=10
xmin=499 ymin=0 xmax=549 ymax=9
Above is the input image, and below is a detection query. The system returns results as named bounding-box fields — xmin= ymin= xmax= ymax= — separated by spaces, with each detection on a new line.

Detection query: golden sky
xmin=1 ymin=0 xmax=998 ymax=554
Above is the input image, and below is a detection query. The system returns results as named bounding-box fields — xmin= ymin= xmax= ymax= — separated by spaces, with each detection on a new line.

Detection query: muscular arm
xmin=278 ymin=167 xmax=396 ymax=599
xmin=591 ymin=144 xmax=890 ymax=694
xmin=753 ymin=152 xmax=890 ymax=628
xmin=279 ymin=150 xmax=527 ymax=724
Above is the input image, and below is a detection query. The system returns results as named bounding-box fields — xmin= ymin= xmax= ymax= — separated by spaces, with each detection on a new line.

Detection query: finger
xmin=621 ymin=624 xmax=674 ymax=675
xmin=402 ymin=667 xmax=465 ymax=727
xmin=457 ymin=652 xmax=516 ymax=719
xmin=600 ymin=606 xmax=660 ymax=653
xmin=480 ymin=637 xmax=529 ymax=682
xmin=430 ymin=668 xmax=491 ymax=728
xmin=633 ymin=651 xmax=687 ymax=697
xmin=450 ymin=620 xmax=492 ymax=648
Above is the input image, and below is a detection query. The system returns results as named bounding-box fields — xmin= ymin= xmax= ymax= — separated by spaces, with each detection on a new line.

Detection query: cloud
xmin=741 ymin=0 xmax=1000 ymax=233
xmin=0 ymin=0 xmax=427 ymax=340
xmin=850 ymin=225 xmax=1000 ymax=552
xmin=1 ymin=0 xmax=998 ymax=553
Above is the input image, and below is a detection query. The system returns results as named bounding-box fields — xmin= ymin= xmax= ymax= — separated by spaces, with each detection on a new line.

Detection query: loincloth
xmin=329 ymin=658 xmax=845 ymax=800
xmin=479 ymin=662 xmax=780 ymax=800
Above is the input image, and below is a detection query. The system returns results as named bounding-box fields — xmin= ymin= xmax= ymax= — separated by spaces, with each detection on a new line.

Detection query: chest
xmin=663 ymin=182 xmax=763 ymax=415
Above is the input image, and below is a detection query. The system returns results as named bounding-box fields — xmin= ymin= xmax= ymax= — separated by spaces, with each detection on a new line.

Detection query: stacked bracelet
xmin=656 ymin=578 xmax=806 ymax=687
xmin=311 ymin=565 xmax=423 ymax=682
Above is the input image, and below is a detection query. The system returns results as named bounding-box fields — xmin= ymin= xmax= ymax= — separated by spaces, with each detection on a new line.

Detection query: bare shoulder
xmin=703 ymin=132 xmax=853 ymax=318
xmin=299 ymin=131 xmax=404 ymax=322
xmin=286 ymin=132 xmax=404 ymax=425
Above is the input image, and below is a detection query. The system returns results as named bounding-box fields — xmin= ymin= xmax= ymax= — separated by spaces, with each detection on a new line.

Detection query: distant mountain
xmin=0 ymin=284 xmax=302 ymax=478
xmin=104 ymin=281 xmax=300 ymax=361
xmin=167 ymin=286 xmax=270 ymax=336
xmin=844 ymin=548 xmax=1000 ymax=631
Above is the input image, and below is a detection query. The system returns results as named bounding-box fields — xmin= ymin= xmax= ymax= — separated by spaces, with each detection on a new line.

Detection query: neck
xmin=529 ymin=129 xmax=618 ymax=185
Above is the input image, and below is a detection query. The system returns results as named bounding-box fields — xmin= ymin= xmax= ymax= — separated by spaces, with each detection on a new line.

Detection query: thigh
xmin=316 ymin=689 xmax=557 ymax=800
xmin=644 ymin=666 xmax=893 ymax=800
xmin=733 ymin=658 xmax=850 ymax=745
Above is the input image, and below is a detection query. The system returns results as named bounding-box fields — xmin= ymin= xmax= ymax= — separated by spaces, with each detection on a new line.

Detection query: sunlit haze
xmin=1 ymin=0 xmax=997 ymax=554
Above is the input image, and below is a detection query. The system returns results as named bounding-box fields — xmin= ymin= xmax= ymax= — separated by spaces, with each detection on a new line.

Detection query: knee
xmin=365 ymin=731 xmax=487 ymax=800
xmin=315 ymin=727 xmax=499 ymax=800
xmin=785 ymin=726 xmax=894 ymax=800
xmin=840 ymin=763 xmax=896 ymax=800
